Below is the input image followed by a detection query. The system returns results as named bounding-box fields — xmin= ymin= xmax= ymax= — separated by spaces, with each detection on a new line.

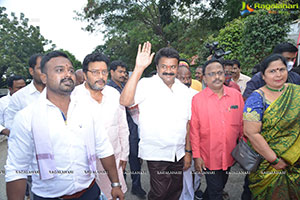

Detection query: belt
xmin=60 ymin=179 xmax=96 ymax=199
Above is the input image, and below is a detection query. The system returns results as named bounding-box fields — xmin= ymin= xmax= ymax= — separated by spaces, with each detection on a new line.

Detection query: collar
xmin=80 ymin=82 xmax=106 ymax=104
xmin=153 ymin=74 xmax=179 ymax=89
xmin=40 ymin=88 xmax=75 ymax=108
xmin=108 ymin=80 xmax=123 ymax=90
xmin=28 ymin=80 xmax=42 ymax=95
xmin=237 ymin=73 xmax=249 ymax=81
xmin=205 ymin=85 xmax=230 ymax=97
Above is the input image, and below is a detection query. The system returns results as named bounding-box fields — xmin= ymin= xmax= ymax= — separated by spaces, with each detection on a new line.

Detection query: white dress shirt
xmin=180 ymin=87 xmax=199 ymax=200
xmin=189 ymin=87 xmax=198 ymax=97
xmin=72 ymin=84 xmax=129 ymax=199
xmin=234 ymin=73 xmax=251 ymax=94
xmin=0 ymin=94 xmax=11 ymax=132
xmin=72 ymin=84 xmax=129 ymax=161
xmin=134 ymin=75 xmax=191 ymax=162
xmin=5 ymin=90 xmax=114 ymax=198
xmin=4 ymin=81 xmax=42 ymax=129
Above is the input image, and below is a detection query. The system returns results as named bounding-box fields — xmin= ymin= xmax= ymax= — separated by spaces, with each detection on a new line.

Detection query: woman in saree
xmin=243 ymin=53 xmax=300 ymax=200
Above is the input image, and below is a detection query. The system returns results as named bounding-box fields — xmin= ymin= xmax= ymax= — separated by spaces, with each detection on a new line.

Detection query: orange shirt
xmin=191 ymin=79 xmax=202 ymax=91
xmin=190 ymin=86 xmax=244 ymax=170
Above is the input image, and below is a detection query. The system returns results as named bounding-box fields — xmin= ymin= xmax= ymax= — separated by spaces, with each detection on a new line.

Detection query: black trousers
xmin=128 ymin=130 xmax=142 ymax=189
xmin=147 ymin=158 xmax=184 ymax=200
xmin=127 ymin=113 xmax=143 ymax=190
xmin=203 ymin=168 xmax=230 ymax=200
xmin=241 ymin=175 xmax=252 ymax=200
xmin=32 ymin=181 xmax=100 ymax=200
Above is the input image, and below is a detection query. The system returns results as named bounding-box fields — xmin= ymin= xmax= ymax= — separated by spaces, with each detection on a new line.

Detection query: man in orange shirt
xmin=190 ymin=59 xmax=244 ymax=200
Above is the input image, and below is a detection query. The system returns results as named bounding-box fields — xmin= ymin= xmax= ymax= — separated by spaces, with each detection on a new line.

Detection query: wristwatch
xmin=185 ymin=149 xmax=192 ymax=154
xmin=111 ymin=182 xmax=122 ymax=188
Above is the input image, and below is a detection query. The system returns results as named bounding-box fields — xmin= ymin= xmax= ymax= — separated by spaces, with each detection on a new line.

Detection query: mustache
xmin=95 ymin=79 xmax=105 ymax=84
xmin=60 ymin=78 xmax=74 ymax=85
xmin=213 ymin=79 xmax=222 ymax=84
xmin=162 ymin=72 xmax=175 ymax=76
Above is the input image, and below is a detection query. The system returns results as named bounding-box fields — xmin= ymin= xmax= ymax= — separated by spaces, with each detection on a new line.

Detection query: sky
xmin=0 ymin=0 xmax=104 ymax=62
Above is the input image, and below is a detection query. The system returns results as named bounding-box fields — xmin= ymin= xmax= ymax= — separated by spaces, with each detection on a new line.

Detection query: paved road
xmin=0 ymin=140 xmax=7 ymax=200
xmin=0 ymin=140 xmax=246 ymax=200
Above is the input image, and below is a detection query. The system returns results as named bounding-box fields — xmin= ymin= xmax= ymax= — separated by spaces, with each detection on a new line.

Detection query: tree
xmin=57 ymin=49 xmax=82 ymax=70
xmin=197 ymin=10 xmax=291 ymax=76
xmin=75 ymin=0 xmax=232 ymax=72
xmin=241 ymin=10 xmax=291 ymax=73
xmin=77 ymin=0 xmax=294 ymax=76
xmin=0 ymin=7 xmax=52 ymax=87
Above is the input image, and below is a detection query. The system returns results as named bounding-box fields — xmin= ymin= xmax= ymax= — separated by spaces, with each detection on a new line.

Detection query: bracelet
xmin=270 ymin=157 xmax=280 ymax=165
xmin=111 ymin=182 xmax=122 ymax=188
xmin=185 ymin=149 xmax=192 ymax=154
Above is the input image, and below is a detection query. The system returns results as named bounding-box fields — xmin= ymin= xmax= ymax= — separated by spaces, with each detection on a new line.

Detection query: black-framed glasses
xmin=87 ymin=69 xmax=108 ymax=76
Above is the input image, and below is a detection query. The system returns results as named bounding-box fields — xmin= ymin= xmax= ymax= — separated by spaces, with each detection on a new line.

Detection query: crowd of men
xmin=0 ymin=41 xmax=299 ymax=200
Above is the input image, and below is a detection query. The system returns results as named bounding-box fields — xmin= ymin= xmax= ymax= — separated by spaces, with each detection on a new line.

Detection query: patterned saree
xmin=248 ymin=84 xmax=300 ymax=199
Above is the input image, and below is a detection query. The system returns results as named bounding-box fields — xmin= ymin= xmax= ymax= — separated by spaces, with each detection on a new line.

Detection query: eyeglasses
xmin=205 ymin=71 xmax=224 ymax=77
xmin=87 ymin=69 xmax=108 ymax=76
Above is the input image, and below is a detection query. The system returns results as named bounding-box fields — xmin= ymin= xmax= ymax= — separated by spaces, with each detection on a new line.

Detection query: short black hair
xmin=231 ymin=59 xmax=241 ymax=69
xmin=260 ymin=54 xmax=287 ymax=75
xmin=223 ymin=60 xmax=233 ymax=67
xmin=82 ymin=52 xmax=109 ymax=73
xmin=29 ymin=53 xmax=43 ymax=69
xmin=40 ymin=51 xmax=70 ymax=73
xmin=252 ymin=64 xmax=261 ymax=76
xmin=203 ymin=59 xmax=224 ymax=75
xmin=273 ymin=42 xmax=298 ymax=54
xmin=154 ymin=47 xmax=179 ymax=66
xmin=109 ymin=60 xmax=127 ymax=71
xmin=7 ymin=75 xmax=25 ymax=88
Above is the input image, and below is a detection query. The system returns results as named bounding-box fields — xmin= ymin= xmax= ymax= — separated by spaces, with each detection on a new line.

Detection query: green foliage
xmin=76 ymin=0 xmax=237 ymax=70
xmin=198 ymin=10 xmax=291 ymax=76
xmin=0 ymin=7 xmax=51 ymax=87
xmin=216 ymin=18 xmax=245 ymax=60
xmin=57 ymin=49 xmax=82 ymax=70
xmin=241 ymin=10 xmax=290 ymax=75
xmin=77 ymin=0 xmax=293 ymax=78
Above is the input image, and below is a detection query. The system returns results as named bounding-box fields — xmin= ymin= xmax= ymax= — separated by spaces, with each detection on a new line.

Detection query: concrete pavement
xmin=1 ymin=140 xmax=246 ymax=200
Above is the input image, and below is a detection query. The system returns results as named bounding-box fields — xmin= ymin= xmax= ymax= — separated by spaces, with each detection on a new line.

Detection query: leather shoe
xmin=131 ymin=187 xmax=147 ymax=199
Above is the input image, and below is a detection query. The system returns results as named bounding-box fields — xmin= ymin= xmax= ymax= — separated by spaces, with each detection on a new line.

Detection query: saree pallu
xmin=249 ymin=84 xmax=300 ymax=200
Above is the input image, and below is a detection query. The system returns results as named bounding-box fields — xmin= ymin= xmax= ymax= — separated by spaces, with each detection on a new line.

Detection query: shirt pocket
xmin=229 ymin=108 xmax=241 ymax=125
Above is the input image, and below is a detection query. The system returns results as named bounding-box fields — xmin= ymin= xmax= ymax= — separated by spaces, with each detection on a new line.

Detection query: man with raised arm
xmin=120 ymin=42 xmax=192 ymax=200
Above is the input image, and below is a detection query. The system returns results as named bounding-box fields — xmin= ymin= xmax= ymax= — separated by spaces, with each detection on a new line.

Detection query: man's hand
xmin=1 ymin=128 xmax=10 ymax=136
xmin=272 ymin=158 xmax=287 ymax=170
xmin=194 ymin=157 xmax=206 ymax=173
xmin=119 ymin=160 xmax=127 ymax=171
xmin=111 ymin=187 xmax=124 ymax=200
xmin=135 ymin=41 xmax=155 ymax=72
xmin=183 ymin=152 xmax=192 ymax=171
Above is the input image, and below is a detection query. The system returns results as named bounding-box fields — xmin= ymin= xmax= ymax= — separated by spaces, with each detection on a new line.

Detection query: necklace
xmin=265 ymin=84 xmax=285 ymax=92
